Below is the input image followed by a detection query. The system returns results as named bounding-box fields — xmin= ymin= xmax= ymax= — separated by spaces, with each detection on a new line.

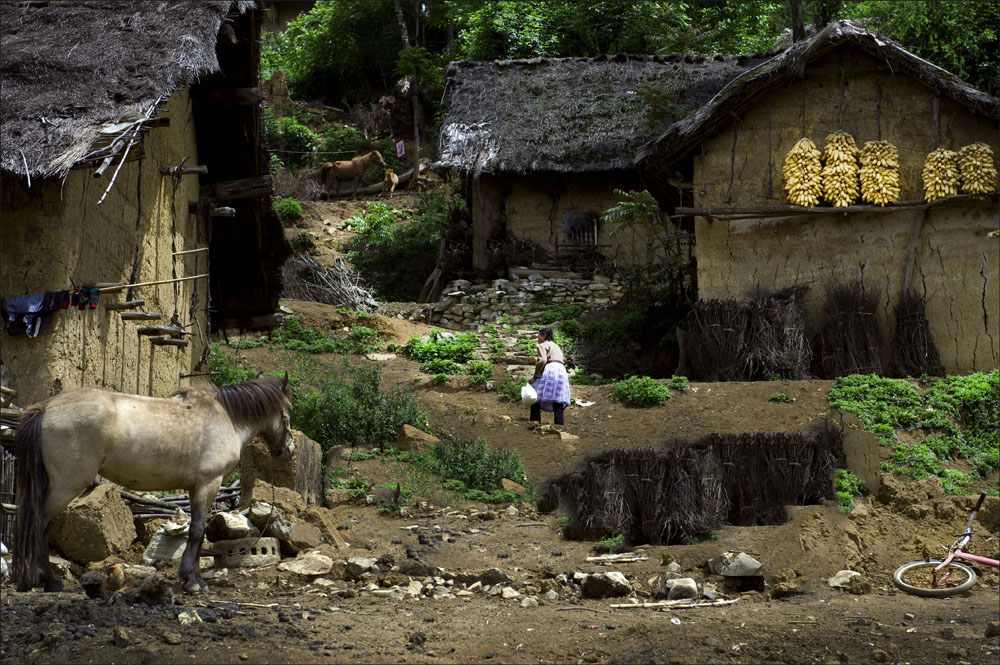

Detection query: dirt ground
xmin=2 ymin=195 xmax=999 ymax=665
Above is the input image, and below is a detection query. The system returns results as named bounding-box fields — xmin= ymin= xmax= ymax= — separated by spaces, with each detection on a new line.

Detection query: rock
xmin=245 ymin=482 xmax=307 ymax=519
xmin=520 ymin=596 xmax=538 ymax=608
xmin=500 ymin=478 xmax=526 ymax=496
xmin=49 ymin=483 xmax=136 ymax=564
xmin=162 ymin=631 xmax=183 ymax=645
xmin=47 ymin=555 xmax=77 ymax=588
xmin=206 ymin=512 xmax=250 ymax=542
xmin=345 ymin=556 xmax=378 ymax=579
xmin=871 ymin=649 xmax=889 ymax=663
xmin=395 ymin=424 xmax=439 ymax=452
xmin=709 ymin=552 xmax=763 ymax=577
xmin=112 ymin=626 xmax=129 ymax=647
xmin=827 ymin=570 xmax=871 ymax=594
xmin=141 ymin=530 xmax=189 ymax=566
xmin=451 ymin=568 xmax=510 ymax=587
xmin=278 ymin=551 xmax=334 ymax=576
xmin=985 ymin=621 xmax=1000 ymax=638
xmin=372 ymin=587 xmax=406 ymax=600
xmin=300 ymin=506 xmax=349 ymax=550
xmin=504 ymin=505 xmax=518 ymax=517
xmin=177 ymin=610 xmax=202 ymax=625
xmin=665 ymin=577 xmax=699 ymax=600
xmin=701 ymin=582 xmax=720 ymax=600
xmin=769 ymin=567 xmax=804 ymax=598
xmin=581 ymin=572 xmax=632 ymax=599
xmin=240 ymin=432 xmax=325 ymax=507
xmin=501 ymin=586 xmax=520 ymax=599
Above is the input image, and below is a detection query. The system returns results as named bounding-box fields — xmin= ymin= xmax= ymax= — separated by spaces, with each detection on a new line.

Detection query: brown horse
xmin=13 ymin=375 xmax=294 ymax=594
xmin=320 ymin=150 xmax=386 ymax=200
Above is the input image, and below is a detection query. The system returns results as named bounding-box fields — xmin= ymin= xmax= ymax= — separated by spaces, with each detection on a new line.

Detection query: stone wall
xmin=415 ymin=272 xmax=625 ymax=329
xmin=690 ymin=48 xmax=1000 ymax=374
xmin=0 ymin=90 xmax=209 ymax=405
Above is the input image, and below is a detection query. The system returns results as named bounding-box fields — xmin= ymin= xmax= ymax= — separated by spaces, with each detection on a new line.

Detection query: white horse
xmin=13 ymin=374 xmax=294 ymax=594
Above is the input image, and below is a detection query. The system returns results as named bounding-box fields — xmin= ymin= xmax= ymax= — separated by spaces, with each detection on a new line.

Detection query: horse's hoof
xmin=183 ymin=581 xmax=204 ymax=594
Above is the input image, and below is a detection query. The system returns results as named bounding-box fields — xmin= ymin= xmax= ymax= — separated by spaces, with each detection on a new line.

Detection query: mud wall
xmin=691 ymin=48 xmax=1000 ymax=374
xmin=471 ymin=172 xmax=668 ymax=272
xmin=0 ymin=91 xmax=209 ymax=405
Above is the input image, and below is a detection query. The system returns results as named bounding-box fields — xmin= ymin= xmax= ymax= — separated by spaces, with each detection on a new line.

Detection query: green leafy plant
xmin=769 ymin=392 xmax=794 ymax=403
xmin=292 ymin=360 xmax=430 ymax=453
xmin=834 ymin=469 xmax=867 ymax=513
xmin=414 ymin=437 xmax=527 ymax=492
xmin=404 ymin=331 xmax=479 ymax=366
xmin=465 ymin=489 xmax=520 ymax=504
xmin=264 ymin=113 xmax=318 ymax=170
xmin=289 ymin=230 xmax=315 ymax=252
xmin=609 ymin=375 xmax=671 ymax=408
xmin=207 ymin=344 xmax=257 ymax=387
xmin=496 ymin=375 xmax=528 ymax=402
xmin=465 ymin=361 xmax=494 ymax=387
xmin=274 ymin=197 xmax=303 ymax=224
xmin=597 ymin=533 xmax=625 ymax=550
xmin=667 ymin=375 xmax=690 ymax=392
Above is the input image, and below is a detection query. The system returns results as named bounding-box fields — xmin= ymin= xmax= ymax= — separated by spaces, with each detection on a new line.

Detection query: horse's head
xmin=263 ymin=373 xmax=295 ymax=461
xmin=373 ymin=150 xmax=385 ymax=166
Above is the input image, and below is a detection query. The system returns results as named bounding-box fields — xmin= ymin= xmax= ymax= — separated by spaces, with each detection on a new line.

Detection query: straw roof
xmin=433 ymin=52 xmax=770 ymax=176
xmin=0 ymin=0 xmax=254 ymax=180
xmin=637 ymin=20 xmax=1000 ymax=181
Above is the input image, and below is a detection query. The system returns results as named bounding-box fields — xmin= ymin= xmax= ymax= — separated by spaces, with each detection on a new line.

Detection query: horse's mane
xmin=201 ymin=376 xmax=290 ymax=427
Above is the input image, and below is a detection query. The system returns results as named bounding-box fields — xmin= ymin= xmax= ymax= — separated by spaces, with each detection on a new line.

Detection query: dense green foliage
xmin=292 ymin=360 xmax=430 ymax=453
xmin=274 ymin=197 xmax=303 ymax=224
xmin=610 ymin=375 xmax=672 ymax=407
xmin=207 ymin=344 xmax=258 ymax=387
xmin=416 ymin=437 xmax=527 ymax=491
xmin=289 ymin=230 xmax=314 ymax=252
xmin=834 ymin=468 xmax=868 ymax=513
xmin=827 ymin=370 xmax=999 ymax=493
xmin=343 ymin=188 xmax=463 ymax=301
xmin=229 ymin=316 xmax=381 ymax=355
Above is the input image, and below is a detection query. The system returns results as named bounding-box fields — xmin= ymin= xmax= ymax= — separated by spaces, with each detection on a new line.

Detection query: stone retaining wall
xmin=411 ymin=273 xmax=626 ymax=329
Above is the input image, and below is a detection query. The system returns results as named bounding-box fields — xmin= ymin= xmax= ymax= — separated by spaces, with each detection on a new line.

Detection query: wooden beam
xmin=104 ymin=300 xmax=145 ymax=311
xmin=135 ymin=325 xmax=191 ymax=336
xmin=191 ymin=87 xmax=263 ymax=106
xmin=188 ymin=202 xmax=236 ymax=216
xmin=120 ymin=312 xmax=163 ymax=321
xmin=148 ymin=337 xmax=189 ymax=347
xmin=100 ymin=273 xmax=209 ymax=294
xmin=160 ymin=165 xmax=208 ymax=177
xmin=200 ymin=175 xmax=272 ymax=201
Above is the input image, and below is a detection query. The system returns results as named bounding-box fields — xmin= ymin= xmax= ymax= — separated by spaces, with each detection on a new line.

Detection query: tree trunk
xmin=791 ymin=0 xmax=804 ymax=42
xmin=392 ymin=0 xmax=422 ymax=164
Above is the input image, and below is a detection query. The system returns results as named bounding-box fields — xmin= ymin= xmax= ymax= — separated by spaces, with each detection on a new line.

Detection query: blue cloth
xmin=533 ymin=361 xmax=570 ymax=412
xmin=2 ymin=293 xmax=49 ymax=337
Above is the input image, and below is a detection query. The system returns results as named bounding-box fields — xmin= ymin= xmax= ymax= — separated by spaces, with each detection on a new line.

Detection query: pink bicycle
xmin=893 ymin=492 xmax=999 ymax=597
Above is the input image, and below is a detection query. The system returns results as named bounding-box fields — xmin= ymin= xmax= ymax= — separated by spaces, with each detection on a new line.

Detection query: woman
xmin=529 ymin=327 xmax=570 ymax=426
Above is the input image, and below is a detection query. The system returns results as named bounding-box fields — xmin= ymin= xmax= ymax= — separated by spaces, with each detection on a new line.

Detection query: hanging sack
xmin=521 ymin=382 xmax=537 ymax=405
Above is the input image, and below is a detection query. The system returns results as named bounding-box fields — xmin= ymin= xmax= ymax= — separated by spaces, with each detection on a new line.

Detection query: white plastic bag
xmin=521 ymin=382 xmax=537 ymax=405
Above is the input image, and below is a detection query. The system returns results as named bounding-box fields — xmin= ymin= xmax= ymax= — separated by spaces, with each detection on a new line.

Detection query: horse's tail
xmin=12 ymin=406 xmax=48 ymax=591
xmin=319 ymin=162 xmax=333 ymax=188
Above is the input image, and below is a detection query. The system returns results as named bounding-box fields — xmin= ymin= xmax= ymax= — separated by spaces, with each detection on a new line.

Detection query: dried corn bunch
xmin=922 ymin=148 xmax=959 ymax=200
xmin=957 ymin=143 xmax=998 ymax=194
xmin=821 ymin=131 xmax=859 ymax=207
xmin=783 ymin=137 xmax=822 ymax=206
xmin=858 ymin=140 xmax=900 ymax=206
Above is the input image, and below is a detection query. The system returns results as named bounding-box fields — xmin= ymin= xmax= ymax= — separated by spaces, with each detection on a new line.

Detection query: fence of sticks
xmin=681 ymin=286 xmax=812 ymax=381
xmin=281 ymin=255 xmax=378 ymax=313
xmin=537 ymin=423 xmax=844 ymax=545
xmin=819 ymin=278 xmax=883 ymax=377
xmin=891 ymin=289 xmax=944 ymax=377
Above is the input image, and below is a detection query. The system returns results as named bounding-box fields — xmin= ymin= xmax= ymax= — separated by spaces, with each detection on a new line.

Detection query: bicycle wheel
xmin=892 ymin=560 xmax=977 ymax=597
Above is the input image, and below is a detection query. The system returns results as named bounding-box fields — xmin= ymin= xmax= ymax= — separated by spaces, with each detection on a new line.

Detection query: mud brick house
xmin=433 ymin=53 xmax=770 ymax=277
xmin=1 ymin=0 xmax=290 ymax=405
xmin=637 ymin=21 xmax=999 ymax=375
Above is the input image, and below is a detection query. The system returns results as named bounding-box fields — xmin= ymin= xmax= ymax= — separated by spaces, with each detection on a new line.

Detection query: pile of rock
xmin=413 ymin=272 xmax=625 ymax=329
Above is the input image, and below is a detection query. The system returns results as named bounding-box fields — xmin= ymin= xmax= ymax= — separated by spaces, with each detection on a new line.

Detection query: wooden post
xmin=120 ymin=312 xmax=162 ymax=321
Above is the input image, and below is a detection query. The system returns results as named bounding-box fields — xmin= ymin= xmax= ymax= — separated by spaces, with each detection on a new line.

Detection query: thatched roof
xmin=637 ymin=20 xmax=1000 ymax=181
xmin=433 ymin=52 xmax=771 ymax=176
xmin=0 ymin=0 xmax=253 ymax=180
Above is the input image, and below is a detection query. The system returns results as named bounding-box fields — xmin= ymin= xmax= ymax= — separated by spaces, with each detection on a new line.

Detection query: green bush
xmin=415 ymin=438 xmax=527 ymax=491
xmin=289 ymin=230 xmax=315 ymax=252
xmin=207 ymin=344 xmax=257 ymax=387
xmin=274 ymin=197 xmax=303 ymax=224
xmin=609 ymin=375 xmax=671 ymax=407
xmin=265 ymin=113 xmax=318 ymax=170
xmin=831 ymin=370 xmax=999 ymax=492
xmin=833 ymin=469 xmax=867 ymax=513
xmin=246 ymin=316 xmax=380 ymax=355
xmin=768 ymin=392 xmax=794 ymax=403
xmin=496 ymin=375 xmax=528 ymax=402
xmin=404 ymin=331 xmax=478 ymax=366
xmin=465 ymin=489 xmax=520 ymax=504
xmin=667 ymin=375 xmax=690 ymax=392
xmin=465 ymin=361 xmax=494 ymax=386
xmin=291 ymin=361 xmax=429 ymax=453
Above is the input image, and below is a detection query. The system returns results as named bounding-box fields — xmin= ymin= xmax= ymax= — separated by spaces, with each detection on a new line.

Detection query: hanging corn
xmin=782 ymin=137 xmax=823 ymax=207
xmin=957 ymin=143 xmax=998 ymax=194
xmin=922 ymin=148 xmax=959 ymax=201
xmin=821 ymin=131 xmax=859 ymax=207
xmin=858 ymin=140 xmax=900 ymax=206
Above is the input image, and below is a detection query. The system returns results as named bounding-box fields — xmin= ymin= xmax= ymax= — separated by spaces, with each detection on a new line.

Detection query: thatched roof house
xmin=634 ymin=20 xmax=999 ymax=377
xmin=1 ymin=1 xmax=289 ymax=403
xmin=637 ymin=20 xmax=1000 ymax=199
xmin=433 ymin=53 xmax=770 ymax=274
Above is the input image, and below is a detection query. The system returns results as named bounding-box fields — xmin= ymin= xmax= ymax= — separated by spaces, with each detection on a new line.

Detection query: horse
xmin=381 ymin=168 xmax=399 ymax=199
xmin=320 ymin=150 xmax=386 ymax=200
xmin=13 ymin=374 xmax=294 ymax=594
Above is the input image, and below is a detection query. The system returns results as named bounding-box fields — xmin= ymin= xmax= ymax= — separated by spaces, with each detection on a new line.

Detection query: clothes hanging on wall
xmin=1 ymin=290 xmax=70 ymax=338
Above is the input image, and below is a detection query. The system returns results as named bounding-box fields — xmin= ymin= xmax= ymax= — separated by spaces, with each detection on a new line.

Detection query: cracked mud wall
xmin=0 ymin=90 xmax=209 ymax=405
xmin=689 ymin=49 xmax=999 ymax=374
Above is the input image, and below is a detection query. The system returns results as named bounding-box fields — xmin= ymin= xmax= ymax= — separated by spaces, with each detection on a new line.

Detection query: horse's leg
xmin=352 ymin=177 xmax=360 ymax=200
xmin=336 ymin=179 xmax=343 ymax=199
xmin=178 ymin=476 xmax=222 ymax=593
xmin=37 ymin=482 xmax=92 ymax=591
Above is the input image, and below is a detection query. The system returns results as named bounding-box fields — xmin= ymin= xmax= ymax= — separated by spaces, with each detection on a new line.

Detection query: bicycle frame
xmin=933 ymin=493 xmax=999 ymax=583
